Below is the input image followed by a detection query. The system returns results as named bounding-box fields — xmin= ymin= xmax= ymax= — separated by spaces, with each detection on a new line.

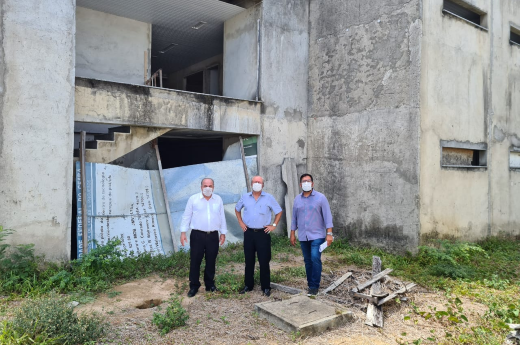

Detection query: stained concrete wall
xmin=76 ymin=6 xmax=151 ymax=85
xmin=489 ymin=0 xmax=520 ymax=236
xmin=223 ymin=4 xmax=261 ymax=100
xmin=307 ymin=0 xmax=422 ymax=252
xmin=258 ymin=0 xmax=309 ymax=234
xmin=420 ymin=0 xmax=520 ymax=241
xmin=75 ymin=78 xmax=261 ymax=135
xmin=0 ymin=0 xmax=75 ymax=259
xmin=223 ymin=0 xmax=309 ymax=234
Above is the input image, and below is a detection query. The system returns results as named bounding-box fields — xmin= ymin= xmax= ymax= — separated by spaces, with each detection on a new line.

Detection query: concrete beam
xmin=74 ymin=78 xmax=261 ymax=135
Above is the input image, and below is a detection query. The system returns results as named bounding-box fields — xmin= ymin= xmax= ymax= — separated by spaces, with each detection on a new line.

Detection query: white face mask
xmin=252 ymin=182 xmax=263 ymax=192
xmin=202 ymin=187 xmax=213 ymax=197
xmin=301 ymin=181 xmax=313 ymax=192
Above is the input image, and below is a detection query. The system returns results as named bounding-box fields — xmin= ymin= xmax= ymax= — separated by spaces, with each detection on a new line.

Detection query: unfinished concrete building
xmin=0 ymin=0 xmax=519 ymax=259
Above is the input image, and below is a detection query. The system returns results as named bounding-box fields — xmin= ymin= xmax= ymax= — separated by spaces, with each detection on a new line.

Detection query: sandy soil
xmin=70 ymin=257 xmax=490 ymax=345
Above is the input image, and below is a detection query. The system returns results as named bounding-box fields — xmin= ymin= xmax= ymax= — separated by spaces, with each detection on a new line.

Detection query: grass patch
xmin=0 ymin=295 xmax=107 ymax=344
xmin=2 ymin=224 xmax=519 ymax=344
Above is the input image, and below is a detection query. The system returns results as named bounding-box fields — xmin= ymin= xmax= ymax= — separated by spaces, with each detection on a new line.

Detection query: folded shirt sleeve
xmin=271 ymin=195 xmax=283 ymax=215
xmin=235 ymin=194 xmax=245 ymax=211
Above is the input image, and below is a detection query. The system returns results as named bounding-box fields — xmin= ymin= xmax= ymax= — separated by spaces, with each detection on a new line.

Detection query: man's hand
xmin=326 ymin=234 xmax=333 ymax=247
xmin=264 ymin=225 xmax=275 ymax=234
xmin=180 ymin=232 xmax=188 ymax=246
xmin=290 ymin=231 xmax=296 ymax=246
xmin=219 ymin=234 xmax=226 ymax=246
xmin=238 ymin=220 xmax=247 ymax=232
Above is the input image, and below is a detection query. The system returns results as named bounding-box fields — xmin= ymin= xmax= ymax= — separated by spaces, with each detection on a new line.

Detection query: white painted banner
xmin=76 ymin=162 xmax=173 ymax=258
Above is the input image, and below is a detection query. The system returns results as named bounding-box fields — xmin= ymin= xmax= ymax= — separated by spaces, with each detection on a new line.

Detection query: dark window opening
xmin=443 ymin=0 xmax=484 ymax=27
xmin=441 ymin=146 xmax=487 ymax=168
xmin=158 ymin=137 xmax=223 ymax=169
xmin=185 ymin=71 xmax=204 ymax=93
xmin=511 ymin=27 xmax=520 ymax=46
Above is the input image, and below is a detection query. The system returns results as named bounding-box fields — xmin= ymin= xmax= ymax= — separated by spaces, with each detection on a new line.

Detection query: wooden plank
xmin=366 ymin=256 xmax=384 ymax=327
xmin=322 ymin=293 xmax=351 ymax=305
xmin=154 ymin=142 xmax=178 ymax=252
xmin=349 ymin=291 xmax=378 ymax=304
xmin=270 ymin=282 xmax=303 ymax=295
xmin=80 ymin=131 xmax=88 ymax=256
xmin=508 ymin=324 xmax=520 ymax=330
xmin=355 ymin=268 xmax=393 ymax=292
xmin=321 ymin=272 xmax=352 ymax=294
xmin=239 ymin=136 xmax=251 ymax=192
xmin=144 ymin=51 xmax=148 ymax=83
xmin=377 ymin=283 xmax=417 ymax=306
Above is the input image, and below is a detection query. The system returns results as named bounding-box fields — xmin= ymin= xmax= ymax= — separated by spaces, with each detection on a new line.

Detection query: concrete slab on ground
xmin=255 ymin=295 xmax=353 ymax=336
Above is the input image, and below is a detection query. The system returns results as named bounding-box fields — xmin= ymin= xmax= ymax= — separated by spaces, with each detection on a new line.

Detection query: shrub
xmin=5 ymin=295 xmax=107 ymax=344
xmin=152 ymin=296 xmax=189 ymax=335
xmin=417 ymin=240 xmax=487 ymax=279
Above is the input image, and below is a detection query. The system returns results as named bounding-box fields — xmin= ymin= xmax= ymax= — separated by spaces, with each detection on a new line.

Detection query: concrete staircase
xmin=74 ymin=126 xmax=169 ymax=163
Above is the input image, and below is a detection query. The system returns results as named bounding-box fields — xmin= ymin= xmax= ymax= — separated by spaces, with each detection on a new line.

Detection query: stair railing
xmin=145 ymin=69 xmax=163 ymax=88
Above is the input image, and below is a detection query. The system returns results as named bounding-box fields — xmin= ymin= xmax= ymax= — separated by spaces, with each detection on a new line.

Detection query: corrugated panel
xmin=443 ymin=0 xmax=481 ymax=25
xmin=77 ymin=0 xmax=245 ymax=74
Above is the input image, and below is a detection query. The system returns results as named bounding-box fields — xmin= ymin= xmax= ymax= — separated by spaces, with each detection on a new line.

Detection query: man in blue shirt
xmin=290 ymin=173 xmax=334 ymax=296
xmin=235 ymin=175 xmax=282 ymax=297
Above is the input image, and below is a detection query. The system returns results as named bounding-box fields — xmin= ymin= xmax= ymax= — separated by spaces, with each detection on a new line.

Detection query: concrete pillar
xmin=0 ymin=0 xmax=76 ymax=260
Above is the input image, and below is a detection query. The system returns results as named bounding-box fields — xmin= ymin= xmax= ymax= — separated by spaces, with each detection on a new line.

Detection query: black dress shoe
xmin=206 ymin=286 xmax=218 ymax=292
xmin=239 ymin=286 xmax=253 ymax=294
xmin=307 ymin=288 xmax=319 ymax=296
xmin=263 ymin=288 xmax=271 ymax=297
xmin=187 ymin=288 xmax=198 ymax=297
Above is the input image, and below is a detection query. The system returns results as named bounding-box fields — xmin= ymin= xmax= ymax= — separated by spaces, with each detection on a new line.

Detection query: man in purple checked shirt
xmin=290 ymin=173 xmax=334 ymax=296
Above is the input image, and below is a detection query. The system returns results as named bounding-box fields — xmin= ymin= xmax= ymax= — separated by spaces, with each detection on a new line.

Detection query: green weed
xmin=2 ymin=295 xmax=106 ymax=345
xmin=152 ymin=296 xmax=189 ymax=335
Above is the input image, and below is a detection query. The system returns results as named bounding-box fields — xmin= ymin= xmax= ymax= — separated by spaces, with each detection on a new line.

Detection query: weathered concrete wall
xmin=307 ymin=0 xmax=422 ymax=252
xmin=167 ymin=54 xmax=223 ymax=94
xmin=419 ymin=0 xmax=510 ymax=242
xmin=223 ymin=4 xmax=261 ymax=100
xmin=0 ymin=0 xmax=75 ymax=259
xmin=257 ymin=0 xmax=309 ymax=234
xmin=75 ymin=78 xmax=261 ymax=135
xmin=223 ymin=1 xmax=309 ymax=234
xmin=76 ymin=6 xmax=151 ymax=85
xmin=487 ymin=0 xmax=520 ymax=237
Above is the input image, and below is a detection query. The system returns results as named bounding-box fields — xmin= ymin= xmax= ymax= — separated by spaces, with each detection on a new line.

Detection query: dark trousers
xmin=244 ymin=228 xmax=271 ymax=290
xmin=189 ymin=230 xmax=219 ymax=290
xmin=300 ymin=238 xmax=325 ymax=289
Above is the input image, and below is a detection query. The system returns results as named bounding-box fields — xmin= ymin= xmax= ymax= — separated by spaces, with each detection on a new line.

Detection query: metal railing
xmin=145 ymin=69 xmax=163 ymax=88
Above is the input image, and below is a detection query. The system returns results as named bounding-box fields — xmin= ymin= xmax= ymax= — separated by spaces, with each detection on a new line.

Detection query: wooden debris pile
xmin=508 ymin=324 xmax=520 ymax=345
xmin=271 ymin=255 xmax=417 ymax=329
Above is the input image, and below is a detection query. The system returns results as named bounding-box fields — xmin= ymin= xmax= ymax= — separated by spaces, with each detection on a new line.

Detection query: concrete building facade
xmin=0 ymin=0 xmax=518 ymax=259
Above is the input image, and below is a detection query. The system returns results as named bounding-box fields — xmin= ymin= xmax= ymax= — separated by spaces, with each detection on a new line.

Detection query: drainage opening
xmin=136 ymin=299 xmax=163 ymax=309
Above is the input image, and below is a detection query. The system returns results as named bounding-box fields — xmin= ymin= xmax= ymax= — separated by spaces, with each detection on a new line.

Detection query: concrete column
xmin=0 ymin=0 xmax=76 ymax=260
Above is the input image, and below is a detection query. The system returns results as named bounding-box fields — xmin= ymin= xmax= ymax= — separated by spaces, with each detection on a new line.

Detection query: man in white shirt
xmin=180 ymin=178 xmax=227 ymax=297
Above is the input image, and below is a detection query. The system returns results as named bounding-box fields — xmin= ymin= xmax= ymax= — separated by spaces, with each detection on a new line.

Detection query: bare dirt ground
xmin=72 ymin=256 xmax=490 ymax=345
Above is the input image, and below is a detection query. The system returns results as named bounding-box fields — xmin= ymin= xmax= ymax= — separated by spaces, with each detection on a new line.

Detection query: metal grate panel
xmin=77 ymin=0 xmax=245 ymax=75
